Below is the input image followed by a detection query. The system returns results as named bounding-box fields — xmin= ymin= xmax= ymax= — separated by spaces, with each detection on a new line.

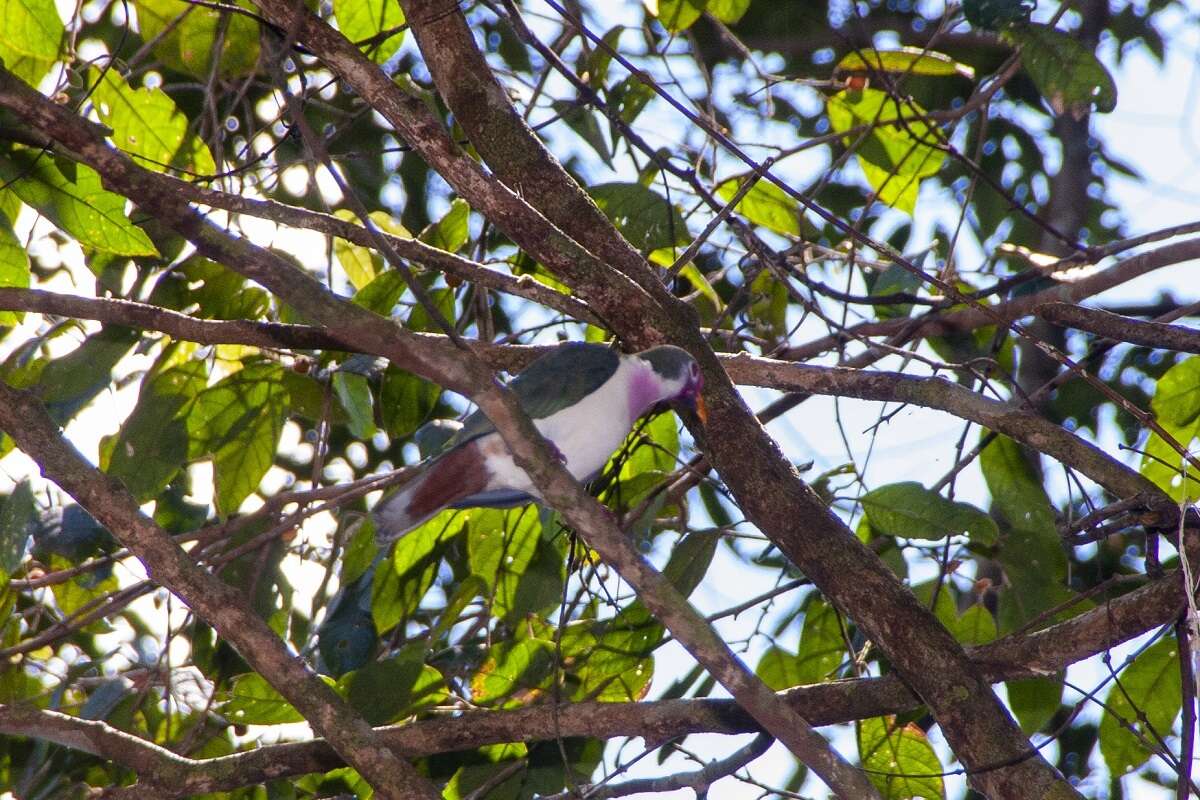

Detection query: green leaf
xmin=963 ymin=0 xmax=1034 ymax=29
xmin=50 ymin=553 xmax=118 ymax=617
xmin=0 ymin=218 xmax=31 ymax=326
xmin=352 ymin=269 xmax=406 ymax=316
xmin=134 ymin=0 xmax=259 ymax=78
xmin=186 ymin=362 xmax=289 ymax=516
xmin=428 ymin=574 xmax=487 ymax=645
xmin=609 ymin=77 xmax=655 ymax=127
xmin=716 ymin=175 xmax=803 ymax=237
xmin=1006 ymin=23 xmax=1118 ymax=115
xmin=585 ymin=26 xmax=625 ymax=91
xmin=755 ymin=597 xmax=845 ymax=690
xmin=406 ymin=286 xmax=457 ymax=333
xmin=0 ymin=481 xmax=35 ymax=577
xmin=419 ymin=198 xmax=470 ymax=253
xmin=90 ymin=68 xmax=216 ymax=175
xmin=1007 ymin=675 xmax=1062 ymax=735
xmin=1151 ymin=356 xmax=1200 ymax=428
xmin=224 ymin=673 xmax=335 ymax=725
xmin=644 ymin=0 xmax=705 ymax=32
xmin=1140 ymin=424 xmax=1200 ymax=503
xmin=332 ymin=371 xmax=376 ymax=439
xmin=372 ymin=511 xmax=455 ymax=634
xmin=794 ymin=596 xmax=845 ymax=685
xmin=0 ymin=0 xmax=64 ymax=86
xmin=747 ymin=270 xmax=788 ymax=342
xmin=504 ymin=529 xmax=566 ymax=622
xmin=755 ymin=644 xmax=805 ymax=691
xmin=469 ymin=507 xmax=545 ymax=623
xmin=149 ymin=256 xmax=269 ymax=321
xmin=981 ymin=434 xmax=1081 ymax=631
xmin=380 ymin=366 xmax=440 ymax=439
xmin=661 ymin=530 xmax=718 ymax=599
xmin=590 ymin=182 xmax=689 ymax=252
xmin=951 ymin=603 xmax=997 ymax=646
xmin=0 ymin=152 xmax=158 ymax=256
xmin=980 ymin=435 xmax=1057 ymax=540
xmin=857 ymin=716 xmax=946 ymax=799
xmin=707 ymin=0 xmax=749 ymax=24
xmin=335 ymin=0 xmax=405 ymax=64
xmin=577 ymin=605 xmax=661 ymax=701
xmin=103 ymin=360 xmax=207 ymax=502
xmin=554 ymin=100 xmax=612 ymax=166
xmin=1099 ymin=637 xmax=1182 ymax=776
xmin=333 ymin=211 xmax=378 ymax=290
xmin=825 ymin=88 xmax=946 ymax=214
xmin=470 ymin=638 xmax=556 ymax=706
xmin=836 ymin=48 xmax=975 ymax=79
xmin=861 ymin=482 xmax=998 ymax=545
xmin=1141 ymin=358 xmax=1200 ymax=501
xmin=675 ymin=262 xmax=723 ymax=314
xmin=339 ymin=646 xmax=446 ymax=725
xmin=868 ymin=263 xmax=922 ymax=320
xmin=617 ymin=411 xmax=680 ymax=481
xmin=35 ymin=326 xmax=139 ymax=424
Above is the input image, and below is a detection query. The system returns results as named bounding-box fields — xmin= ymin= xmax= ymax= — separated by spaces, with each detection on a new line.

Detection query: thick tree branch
xmin=399 ymin=0 xmax=672 ymax=303
xmin=3 ymin=565 xmax=1186 ymax=798
xmin=722 ymin=354 xmax=1162 ymax=501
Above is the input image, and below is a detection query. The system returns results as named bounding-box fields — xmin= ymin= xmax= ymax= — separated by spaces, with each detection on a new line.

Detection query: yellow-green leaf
xmin=858 ymin=716 xmax=946 ymax=799
xmin=0 ymin=152 xmax=158 ymax=256
xmin=644 ymin=0 xmax=705 ymax=32
xmin=90 ymin=68 xmax=216 ymax=176
xmin=0 ymin=0 xmax=64 ymax=86
xmin=134 ymin=0 xmax=259 ymax=78
xmin=0 ymin=219 xmax=30 ymax=326
xmin=335 ymin=0 xmax=406 ymax=64
xmin=1099 ymin=638 xmax=1181 ymax=776
xmin=836 ymin=48 xmax=975 ymax=79
xmin=826 ymin=87 xmax=946 ymax=214
xmin=716 ymin=175 xmax=803 ymax=237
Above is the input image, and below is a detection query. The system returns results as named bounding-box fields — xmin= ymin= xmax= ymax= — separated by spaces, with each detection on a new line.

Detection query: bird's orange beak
xmin=693 ymin=393 xmax=708 ymax=425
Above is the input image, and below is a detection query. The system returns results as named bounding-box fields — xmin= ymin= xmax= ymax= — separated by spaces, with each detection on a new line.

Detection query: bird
xmin=373 ymin=342 xmax=706 ymax=543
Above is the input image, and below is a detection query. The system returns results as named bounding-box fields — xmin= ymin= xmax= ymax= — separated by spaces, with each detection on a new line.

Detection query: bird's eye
xmin=690 ymin=362 xmax=700 ymax=379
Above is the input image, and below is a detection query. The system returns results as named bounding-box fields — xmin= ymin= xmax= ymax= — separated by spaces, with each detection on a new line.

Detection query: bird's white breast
xmin=483 ymin=356 xmax=646 ymax=495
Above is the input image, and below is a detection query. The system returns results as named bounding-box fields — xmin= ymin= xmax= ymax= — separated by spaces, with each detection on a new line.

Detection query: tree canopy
xmin=0 ymin=0 xmax=1198 ymax=798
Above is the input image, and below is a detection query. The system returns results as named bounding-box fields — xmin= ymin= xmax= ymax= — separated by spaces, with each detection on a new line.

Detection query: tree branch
xmin=1038 ymin=301 xmax=1200 ymax=353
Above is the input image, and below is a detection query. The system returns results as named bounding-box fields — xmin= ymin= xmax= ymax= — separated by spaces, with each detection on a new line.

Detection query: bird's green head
xmin=638 ymin=345 xmax=707 ymax=424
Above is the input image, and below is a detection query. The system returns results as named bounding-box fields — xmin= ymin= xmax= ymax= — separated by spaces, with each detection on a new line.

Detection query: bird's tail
xmin=373 ymin=439 xmax=489 ymax=545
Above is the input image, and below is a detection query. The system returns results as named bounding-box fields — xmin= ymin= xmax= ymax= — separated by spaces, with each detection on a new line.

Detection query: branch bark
xmin=1038 ymin=302 xmax=1200 ymax=353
